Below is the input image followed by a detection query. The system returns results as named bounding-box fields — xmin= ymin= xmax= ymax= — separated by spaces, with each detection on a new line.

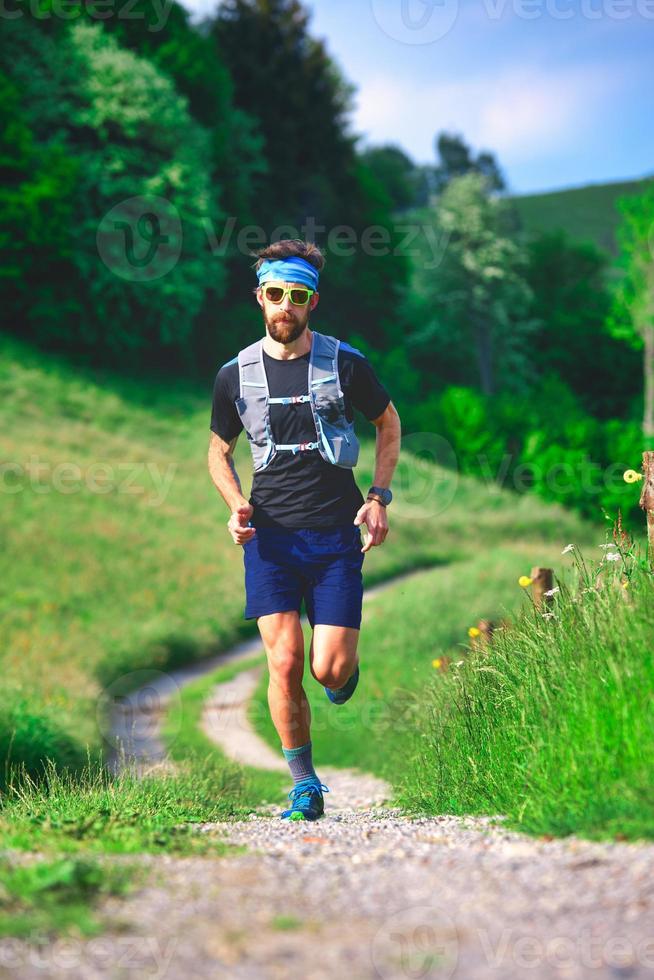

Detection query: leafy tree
xmin=525 ymin=230 xmax=641 ymax=419
xmin=84 ymin=0 xmax=267 ymax=225
xmin=1 ymin=19 xmax=223 ymax=368
xmin=360 ymin=144 xmax=430 ymax=212
xmin=210 ymin=0 xmax=358 ymax=230
xmin=403 ymin=172 xmax=538 ymax=396
xmin=0 ymin=70 xmax=78 ymax=336
xmin=607 ymin=183 xmax=654 ymax=437
xmin=207 ymin=0 xmax=409 ymax=350
xmin=432 ymin=131 xmax=505 ymax=195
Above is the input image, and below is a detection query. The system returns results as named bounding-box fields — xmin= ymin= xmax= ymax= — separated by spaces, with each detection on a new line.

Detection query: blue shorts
xmin=243 ymin=524 xmax=365 ymax=629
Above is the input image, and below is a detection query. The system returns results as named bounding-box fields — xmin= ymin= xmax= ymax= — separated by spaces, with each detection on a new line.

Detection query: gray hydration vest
xmin=235 ymin=331 xmax=360 ymax=472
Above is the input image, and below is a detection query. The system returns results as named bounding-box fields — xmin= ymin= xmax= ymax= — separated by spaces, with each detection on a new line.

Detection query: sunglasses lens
xmin=290 ymin=289 xmax=310 ymax=305
xmin=264 ymin=286 xmax=284 ymax=303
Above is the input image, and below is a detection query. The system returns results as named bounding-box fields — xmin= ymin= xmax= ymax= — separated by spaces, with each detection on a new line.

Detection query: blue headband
xmin=257 ymin=257 xmax=319 ymax=291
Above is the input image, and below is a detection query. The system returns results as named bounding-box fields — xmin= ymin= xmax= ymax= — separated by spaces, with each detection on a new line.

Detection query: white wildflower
xmin=541 ymin=612 xmax=556 ymax=620
xmin=561 ymin=544 xmax=574 ymax=555
xmin=605 ymin=553 xmax=621 ymax=562
xmin=543 ymin=587 xmax=560 ymax=597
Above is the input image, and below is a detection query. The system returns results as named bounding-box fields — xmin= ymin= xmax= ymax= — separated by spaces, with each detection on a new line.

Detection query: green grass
xmin=0 ymin=760 xmax=250 ymax=857
xmin=396 ymin=532 xmax=654 ymax=841
xmin=0 ymin=330 xmax=594 ymax=780
xmin=2 ymin=325 xmax=651 ymax=942
xmin=0 ymin=756 xmax=254 ymax=937
xmin=0 ymin=855 xmax=137 ymax=939
xmin=162 ymin=652 xmax=288 ymax=810
xmin=249 ymin=535 xmax=609 ymax=784
xmin=510 ymin=174 xmax=654 ymax=272
xmin=247 ymin=514 xmax=654 ymax=840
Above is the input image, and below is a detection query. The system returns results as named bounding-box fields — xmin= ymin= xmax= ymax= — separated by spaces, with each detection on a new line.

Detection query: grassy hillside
xmin=0 ymin=331 xmax=602 ymax=781
xmin=511 ymin=174 xmax=654 ymax=264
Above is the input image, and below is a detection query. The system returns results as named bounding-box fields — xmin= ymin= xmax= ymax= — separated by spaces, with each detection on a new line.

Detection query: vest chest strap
xmin=275 ymin=441 xmax=320 ymax=454
xmin=267 ymin=395 xmax=312 ymax=404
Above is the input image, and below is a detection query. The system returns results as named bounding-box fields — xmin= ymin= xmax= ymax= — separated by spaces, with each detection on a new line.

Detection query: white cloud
xmin=352 ymin=63 xmax=617 ymax=165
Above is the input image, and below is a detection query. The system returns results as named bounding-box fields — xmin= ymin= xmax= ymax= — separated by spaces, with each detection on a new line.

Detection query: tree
xmin=360 ymin=144 xmax=430 ymax=212
xmin=210 ymin=0 xmax=358 ymax=230
xmin=1 ymin=18 xmax=223 ymax=367
xmin=0 ymin=69 xmax=78 ymax=336
xmin=607 ymin=183 xmax=654 ymax=438
xmin=432 ymin=132 xmax=505 ymax=195
xmin=86 ymin=0 xmax=267 ymax=225
xmin=525 ymin=229 xmax=641 ymax=419
xmin=403 ymin=172 xmax=538 ymax=397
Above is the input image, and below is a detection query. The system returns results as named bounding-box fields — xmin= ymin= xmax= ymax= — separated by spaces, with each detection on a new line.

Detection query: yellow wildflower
xmin=432 ymin=658 xmax=442 ymax=669
xmin=623 ymin=469 xmax=643 ymax=484
xmin=518 ymin=575 xmax=533 ymax=588
xmin=468 ymin=626 xmax=481 ymax=638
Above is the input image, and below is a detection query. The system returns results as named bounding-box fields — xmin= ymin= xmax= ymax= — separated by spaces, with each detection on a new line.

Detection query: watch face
xmin=370 ymin=487 xmax=392 ymax=504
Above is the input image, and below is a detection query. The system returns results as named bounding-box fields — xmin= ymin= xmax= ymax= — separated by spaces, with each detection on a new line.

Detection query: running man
xmin=208 ymin=239 xmax=401 ymax=821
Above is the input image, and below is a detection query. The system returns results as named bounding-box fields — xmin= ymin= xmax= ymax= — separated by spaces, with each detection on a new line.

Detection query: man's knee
xmin=312 ymin=656 xmax=352 ymax=688
xmin=309 ymin=626 xmax=359 ymax=687
xmin=259 ymin=613 xmax=304 ymax=682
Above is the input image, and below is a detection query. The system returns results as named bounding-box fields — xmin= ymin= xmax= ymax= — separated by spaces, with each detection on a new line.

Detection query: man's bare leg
xmin=309 ymin=624 xmax=360 ymax=689
xmin=256 ymin=610 xmax=311 ymax=748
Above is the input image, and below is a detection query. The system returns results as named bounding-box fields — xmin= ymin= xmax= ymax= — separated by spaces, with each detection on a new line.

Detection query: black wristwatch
xmin=367 ymin=485 xmax=392 ymax=507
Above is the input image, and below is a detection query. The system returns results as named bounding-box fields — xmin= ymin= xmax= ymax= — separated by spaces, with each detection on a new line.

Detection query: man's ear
xmin=255 ymin=287 xmax=264 ymax=309
xmin=310 ymin=291 xmax=320 ymax=310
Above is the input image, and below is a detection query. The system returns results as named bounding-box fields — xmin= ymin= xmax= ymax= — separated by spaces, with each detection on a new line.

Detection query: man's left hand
xmin=354 ymin=499 xmax=389 ymax=553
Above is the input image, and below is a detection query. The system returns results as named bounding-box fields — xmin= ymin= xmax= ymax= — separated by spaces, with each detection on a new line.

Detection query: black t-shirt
xmin=210 ymin=337 xmax=391 ymax=528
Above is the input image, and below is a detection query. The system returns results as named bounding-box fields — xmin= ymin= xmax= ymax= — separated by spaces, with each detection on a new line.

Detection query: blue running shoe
xmin=280 ymin=778 xmax=330 ymax=821
xmin=325 ymin=663 xmax=359 ymax=704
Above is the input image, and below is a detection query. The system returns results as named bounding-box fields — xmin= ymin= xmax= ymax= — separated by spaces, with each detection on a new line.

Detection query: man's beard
xmin=263 ymin=307 xmax=309 ymax=345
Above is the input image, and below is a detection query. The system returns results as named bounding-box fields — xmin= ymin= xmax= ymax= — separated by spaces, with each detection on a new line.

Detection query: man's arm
xmin=353 ymin=400 xmax=401 ymax=553
xmin=207 ymin=431 xmax=256 ymax=544
xmin=369 ymin=400 xmax=401 ymax=490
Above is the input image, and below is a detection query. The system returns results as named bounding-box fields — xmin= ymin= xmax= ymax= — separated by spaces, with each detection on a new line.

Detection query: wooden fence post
xmin=530 ymin=567 xmax=554 ymax=610
xmin=639 ymin=450 xmax=654 ymax=570
xmin=470 ymin=619 xmax=495 ymax=652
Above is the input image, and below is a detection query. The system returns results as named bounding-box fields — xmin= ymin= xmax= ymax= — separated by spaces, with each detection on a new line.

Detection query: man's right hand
xmin=227 ymin=502 xmax=256 ymax=545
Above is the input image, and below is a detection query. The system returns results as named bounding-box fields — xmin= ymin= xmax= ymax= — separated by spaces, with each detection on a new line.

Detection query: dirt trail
xmin=9 ymin=564 xmax=654 ymax=979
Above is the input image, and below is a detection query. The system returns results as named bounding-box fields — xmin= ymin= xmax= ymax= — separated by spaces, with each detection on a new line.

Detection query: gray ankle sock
xmin=282 ymin=740 xmax=318 ymax=784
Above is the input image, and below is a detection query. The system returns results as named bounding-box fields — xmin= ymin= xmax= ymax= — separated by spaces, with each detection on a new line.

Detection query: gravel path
xmin=7 ymin=565 xmax=654 ymax=979
xmin=7 ymin=813 xmax=654 ymax=979
xmin=201 ymin=663 xmax=392 ymax=811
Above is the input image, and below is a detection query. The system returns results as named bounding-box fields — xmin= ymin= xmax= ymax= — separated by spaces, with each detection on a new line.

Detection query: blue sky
xmin=179 ymin=0 xmax=654 ymax=195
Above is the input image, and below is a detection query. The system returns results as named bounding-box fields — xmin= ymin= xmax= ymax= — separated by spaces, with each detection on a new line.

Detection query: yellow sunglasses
xmin=261 ymin=284 xmax=315 ymax=306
